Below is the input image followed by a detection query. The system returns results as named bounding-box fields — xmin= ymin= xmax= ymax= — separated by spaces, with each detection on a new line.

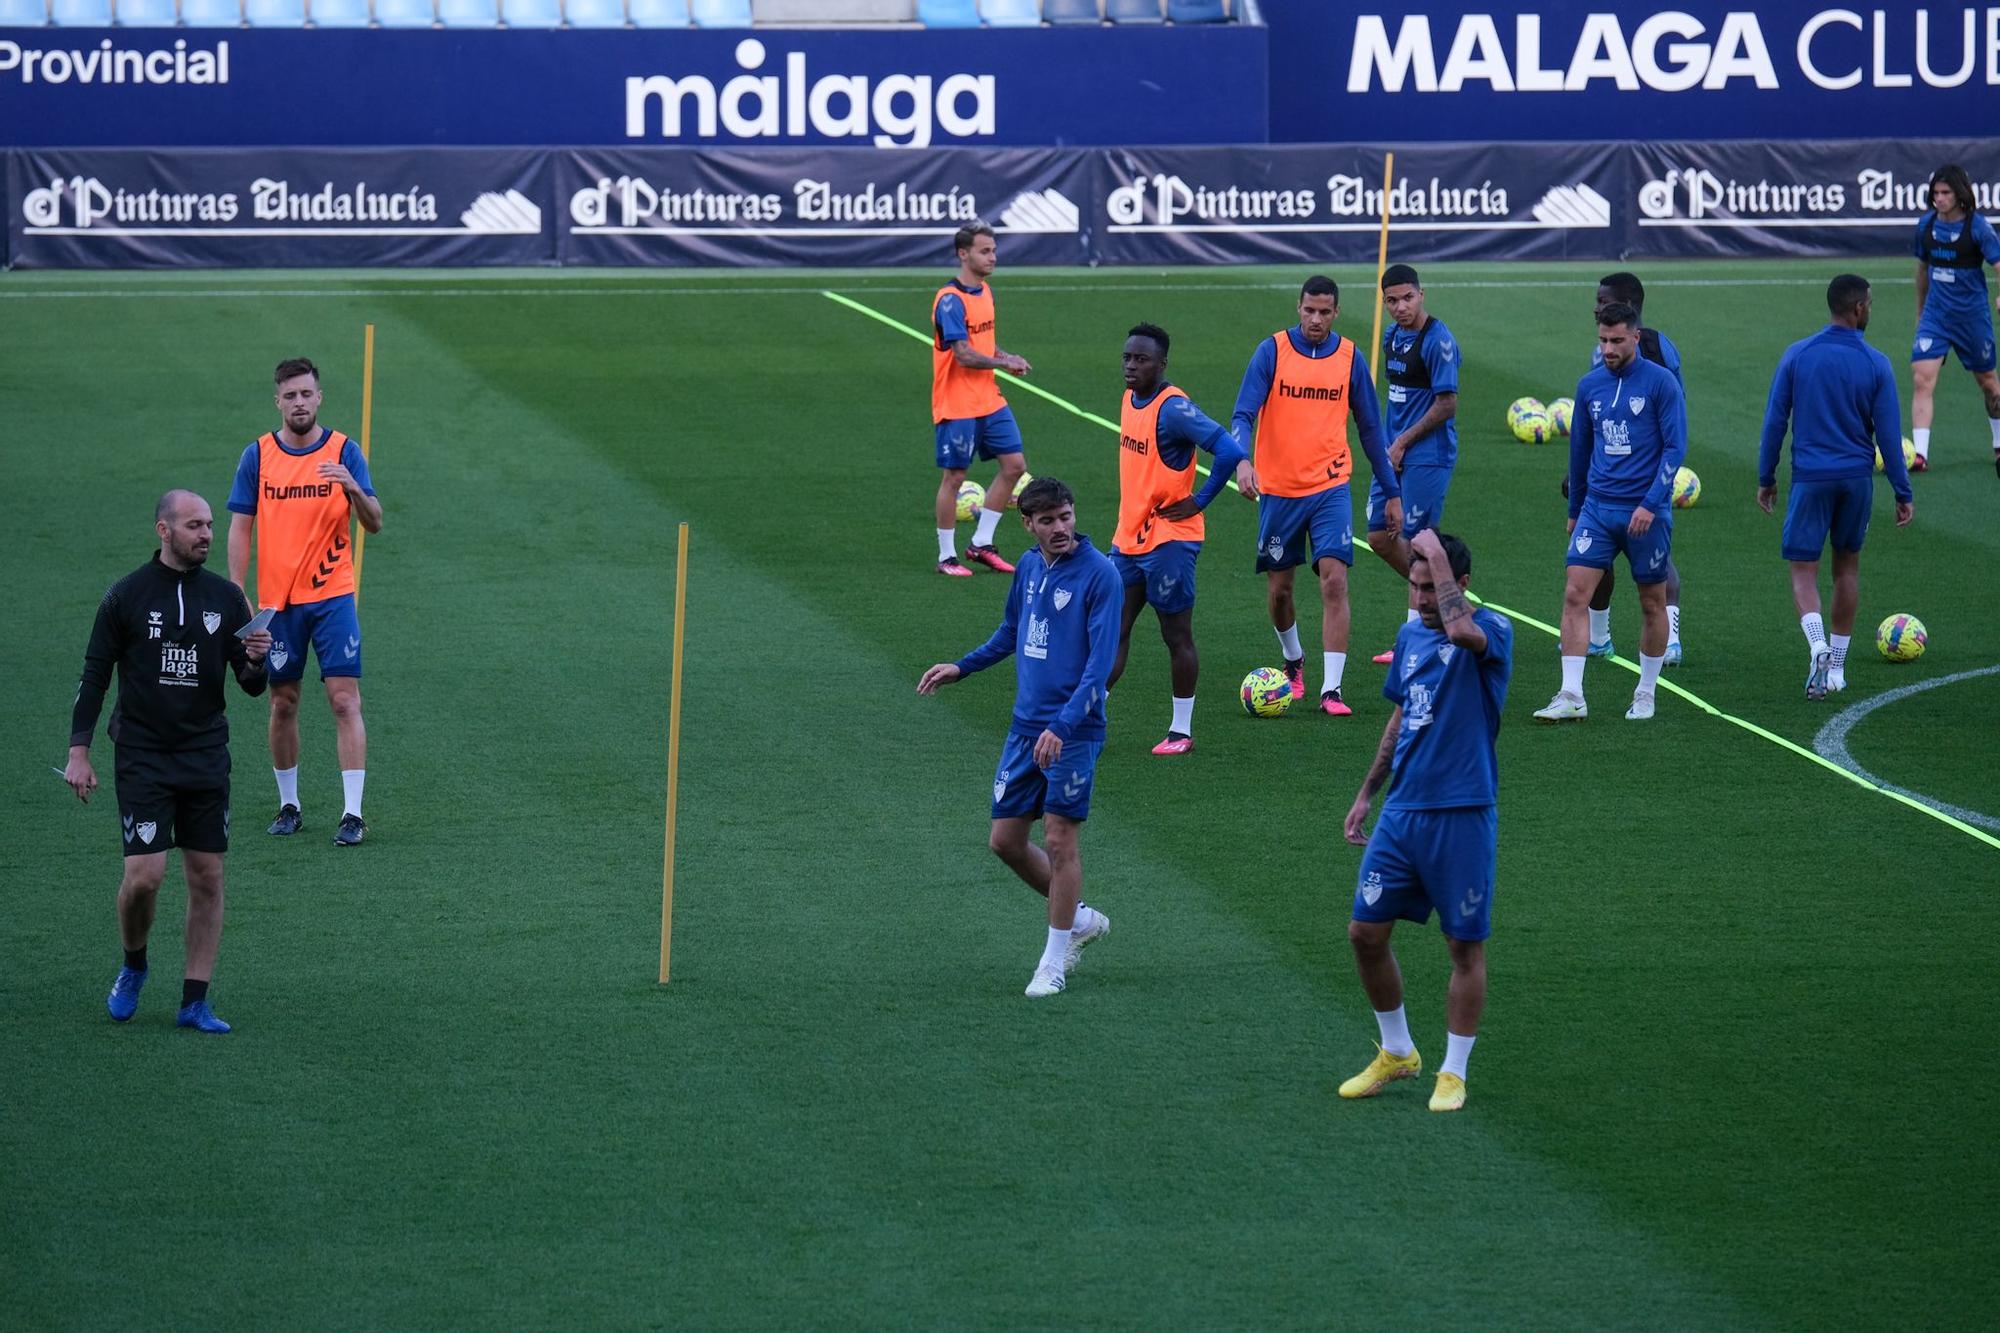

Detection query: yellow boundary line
xmin=821 ymin=287 xmax=1999 ymax=855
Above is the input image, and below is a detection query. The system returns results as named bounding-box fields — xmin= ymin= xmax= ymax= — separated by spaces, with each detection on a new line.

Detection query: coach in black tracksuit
xmin=66 ymin=490 xmax=272 ymax=1033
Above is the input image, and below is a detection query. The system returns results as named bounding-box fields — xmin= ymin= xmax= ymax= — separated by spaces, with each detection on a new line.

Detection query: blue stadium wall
xmin=3 ymin=4 xmax=1998 ymax=267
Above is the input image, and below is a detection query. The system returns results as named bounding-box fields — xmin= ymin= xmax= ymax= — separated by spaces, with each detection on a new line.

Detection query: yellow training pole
xmin=659 ymin=521 xmax=689 ymax=984
xmin=352 ymin=323 xmax=376 ymax=600
xmin=1368 ymin=151 xmax=1395 ymax=382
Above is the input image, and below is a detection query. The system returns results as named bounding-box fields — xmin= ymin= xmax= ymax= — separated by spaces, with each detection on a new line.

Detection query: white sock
xmin=1560 ymin=654 xmax=1585 ymax=698
xmin=1405 ymin=608 xmax=1420 ymax=624
xmin=1638 ymin=652 xmax=1664 ymax=693
xmin=1169 ymin=695 xmax=1194 ymax=736
xmin=274 ymin=766 xmax=299 ymax=809
xmin=1666 ymin=604 xmax=1681 ymax=649
xmin=1374 ymin=1004 xmax=1414 ymax=1057
xmin=1038 ymin=925 xmax=1072 ymax=973
xmin=341 ymin=769 xmax=365 ymax=818
xmin=936 ymin=527 xmax=957 ymax=562
xmin=1829 ymin=633 xmax=1850 ymax=668
xmin=1442 ymin=1030 xmax=1476 ymax=1079
xmin=972 ymin=506 xmax=1003 ymax=547
xmin=1275 ymin=622 xmax=1303 ymax=660
xmin=1913 ymin=426 xmax=1930 ymax=458
xmin=1588 ymin=607 xmax=1611 ymax=643
xmin=1322 ymin=651 xmax=1347 ymax=694
xmin=1802 ymin=612 xmax=1826 ymax=654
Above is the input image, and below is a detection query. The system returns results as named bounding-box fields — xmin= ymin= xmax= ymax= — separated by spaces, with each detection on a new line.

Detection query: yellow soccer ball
xmin=1240 ymin=667 xmax=1294 ymax=718
xmin=1672 ymin=466 xmax=1701 ymax=509
xmin=956 ymin=480 xmax=985 ymax=522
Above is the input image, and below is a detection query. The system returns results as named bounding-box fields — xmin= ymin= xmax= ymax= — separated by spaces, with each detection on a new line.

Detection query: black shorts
xmin=114 ymin=745 xmax=231 ymax=857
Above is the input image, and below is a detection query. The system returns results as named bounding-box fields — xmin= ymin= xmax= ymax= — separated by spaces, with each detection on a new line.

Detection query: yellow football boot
xmin=1429 ymin=1072 xmax=1467 ymax=1113
xmin=1337 ymin=1045 xmax=1423 ymax=1099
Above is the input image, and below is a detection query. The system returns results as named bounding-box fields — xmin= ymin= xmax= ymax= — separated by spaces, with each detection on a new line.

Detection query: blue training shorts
xmin=267 ymin=594 xmax=362 ymax=684
xmin=1567 ymin=497 xmax=1674 ymax=585
xmin=1367 ymin=462 xmax=1451 ymax=537
xmin=992 ymin=733 xmax=1103 ymax=823
xmin=1111 ymin=540 xmax=1199 ymax=615
xmin=1911 ymin=310 xmax=1997 ymax=374
xmin=1256 ymin=485 xmax=1353 ymax=572
xmin=935 ymin=406 xmax=1024 ymax=471
xmin=1781 ymin=475 xmax=1873 ymax=561
xmin=1352 ymin=805 xmax=1497 ymax=942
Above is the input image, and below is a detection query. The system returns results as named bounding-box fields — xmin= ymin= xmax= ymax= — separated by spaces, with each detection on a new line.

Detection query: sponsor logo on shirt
xmin=1599 ymin=418 xmax=1633 ymax=455
xmin=264 ymin=480 xmax=336 ymax=501
xmin=1024 ymin=613 xmax=1050 ymax=659
xmin=1405 ymin=682 xmax=1435 ymax=731
xmin=1277 ymin=379 xmax=1344 ymax=403
xmin=1119 ymin=432 xmax=1150 ymax=455
xmin=158 ymin=642 xmax=200 ymax=687
xmin=147 ymin=610 xmax=162 ymax=641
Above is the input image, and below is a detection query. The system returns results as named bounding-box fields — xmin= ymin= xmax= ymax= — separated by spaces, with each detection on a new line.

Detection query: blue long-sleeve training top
xmin=954 ymin=535 xmax=1122 ymax=744
xmin=1568 ymin=356 xmax=1687 ymax=519
xmin=1135 ymin=386 xmax=1249 ymax=510
xmin=1228 ymin=329 xmax=1398 ymax=497
xmin=1758 ymin=325 xmax=1911 ymax=503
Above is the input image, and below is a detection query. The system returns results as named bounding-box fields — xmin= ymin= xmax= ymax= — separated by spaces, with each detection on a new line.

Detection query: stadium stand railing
xmin=0 ymin=0 xmax=1242 ymax=26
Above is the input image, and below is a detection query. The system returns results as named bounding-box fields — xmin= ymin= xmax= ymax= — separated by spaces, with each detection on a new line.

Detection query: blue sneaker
xmin=176 ymin=999 xmax=231 ymax=1034
xmin=1664 ymin=642 xmax=1683 ymax=667
xmin=107 ymin=967 xmax=147 ymax=1022
xmin=1586 ymin=637 xmax=1616 ymax=659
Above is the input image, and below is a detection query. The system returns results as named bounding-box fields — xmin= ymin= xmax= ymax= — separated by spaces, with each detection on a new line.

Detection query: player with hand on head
xmin=917 ymin=478 xmax=1122 ymax=999
xmin=930 ymin=220 xmax=1032 ymax=577
xmin=227 ymin=357 xmax=382 ymax=847
xmin=1907 ymin=164 xmax=2000 ymax=475
xmin=1758 ymin=274 xmax=1913 ymax=699
xmin=1365 ymin=263 xmax=1460 ymax=664
xmin=1339 ymin=530 xmax=1512 ymax=1113
xmin=1105 ymin=322 xmax=1253 ymax=757
xmin=1580 ymin=272 xmax=1690 ymax=665
xmin=1231 ymin=275 xmax=1400 ymax=717
xmin=1535 ymin=302 xmax=1687 ymax=724
xmin=68 ymin=491 xmax=272 ymax=1034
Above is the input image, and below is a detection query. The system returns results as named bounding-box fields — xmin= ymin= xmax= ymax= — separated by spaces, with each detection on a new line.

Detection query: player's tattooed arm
xmin=1358 ymin=708 xmax=1401 ymax=800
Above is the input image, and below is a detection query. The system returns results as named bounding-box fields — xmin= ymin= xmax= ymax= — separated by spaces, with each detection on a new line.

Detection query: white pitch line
xmin=1812 ymin=664 xmax=2000 ymax=832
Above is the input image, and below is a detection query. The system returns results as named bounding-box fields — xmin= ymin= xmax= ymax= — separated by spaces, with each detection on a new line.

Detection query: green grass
xmin=3 ymin=260 xmax=1996 ymax=1328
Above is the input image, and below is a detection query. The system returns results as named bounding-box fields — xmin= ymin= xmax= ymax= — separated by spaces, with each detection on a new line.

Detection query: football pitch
xmin=3 ymin=259 xmax=1996 ymax=1328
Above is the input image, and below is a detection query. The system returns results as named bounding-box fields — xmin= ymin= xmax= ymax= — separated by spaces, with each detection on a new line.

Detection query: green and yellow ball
xmin=1240 ymin=667 xmax=1293 ymax=717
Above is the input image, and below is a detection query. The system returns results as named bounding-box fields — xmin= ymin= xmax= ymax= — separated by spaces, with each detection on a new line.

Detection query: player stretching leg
xmin=1758 ymin=275 xmax=1914 ymax=698
xmin=1906 ymin=164 xmax=2000 ymax=476
xmin=918 ymin=479 xmax=1122 ymax=997
xmin=1231 ymin=276 xmax=1400 ymax=716
xmin=1365 ymin=264 xmax=1460 ymax=664
xmin=930 ymin=221 xmax=1032 ymax=577
xmin=1340 ymin=531 xmax=1512 ymax=1113
xmin=1105 ymin=323 xmax=1253 ymax=756
xmin=1535 ymin=304 xmax=1686 ymax=724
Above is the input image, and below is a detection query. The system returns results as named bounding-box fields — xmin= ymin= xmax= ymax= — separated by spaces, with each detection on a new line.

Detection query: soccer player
xmin=1907 ymin=164 xmax=2000 ymax=475
xmin=1105 ymin=322 xmax=1253 ymax=756
xmin=1582 ymin=272 xmax=1689 ymax=664
xmin=931 ymin=220 xmax=1032 ymax=577
xmin=1365 ymin=263 xmax=1460 ymax=664
xmin=66 ymin=491 xmax=272 ymax=1033
xmin=1758 ymin=274 xmax=1915 ymax=698
xmin=1338 ymin=530 xmax=1512 ymax=1113
xmin=917 ymin=478 xmax=1120 ymax=998
xmin=226 ymin=357 xmax=383 ymax=847
xmin=1231 ymin=275 xmax=1400 ymax=716
xmin=1534 ymin=302 xmax=1687 ymax=724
